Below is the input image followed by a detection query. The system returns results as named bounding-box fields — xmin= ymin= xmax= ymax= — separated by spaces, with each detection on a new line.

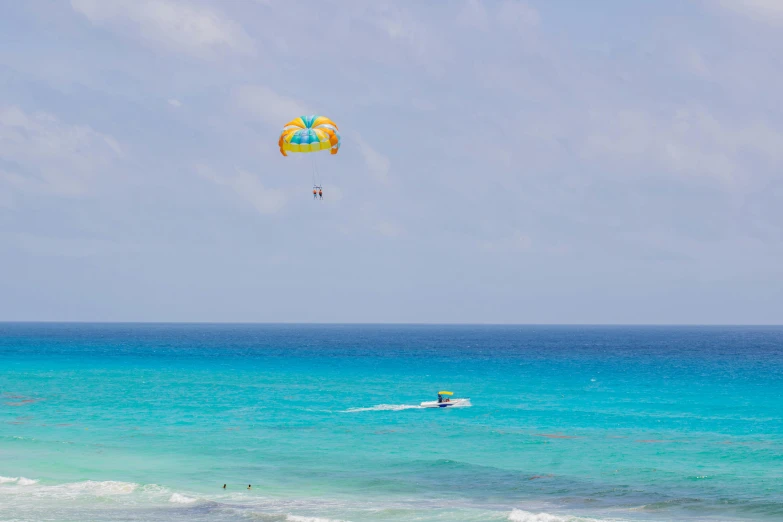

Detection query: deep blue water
xmin=1 ymin=324 xmax=782 ymax=521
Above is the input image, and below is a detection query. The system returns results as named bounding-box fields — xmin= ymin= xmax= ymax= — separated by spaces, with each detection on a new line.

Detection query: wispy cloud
xmin=357 ymin=3 xmax=451 ymax=65
xmin=497 ymin=0 xmax=540 ymax=28
xmin=71 ymin=0 xmax=254 ymax=58
xmin=580 ymin=106 xmax=783 ymax=182
xmin=716 ymin=0 xmax=783 ymax=26
xmin=12 ymin=232 xmax=134 ymax=258
xmin=374 ymin=221 xmax=404 ymax=238
xmin=457 ymin=0 xmax=539 ymax=31
xmin=0 ymin=106 xmax=123 ymax=197
xmin=456 ymin=0 xmax=490 ymax=30
xmin=233 ymin=85 xmax=309 ymax=127
xmin=355 ymin=135 xmax=391 ymax=184
xmin=197 ymin=165 xmax=286 ymax=215
xmin=479 ymin=231 xmax=533 ymax=252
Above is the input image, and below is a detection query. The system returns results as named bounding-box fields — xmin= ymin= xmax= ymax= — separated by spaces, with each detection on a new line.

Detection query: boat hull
xmin=420 ymin=398 xmax=470 ymax=408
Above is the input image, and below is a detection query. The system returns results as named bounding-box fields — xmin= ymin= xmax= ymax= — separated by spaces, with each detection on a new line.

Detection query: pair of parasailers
xmin=313 ymin=187 xmax=323 ymax=199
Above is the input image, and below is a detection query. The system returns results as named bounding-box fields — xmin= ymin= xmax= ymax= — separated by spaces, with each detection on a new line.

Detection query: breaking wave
xmin=0 ymin=477 xmax=159 ymax=499
xmin=285 ymin=515 xmax=346 ymax=522
xmin=508 ymin=509 xmax=616 ymax=522
xmin=169 ymin=492 xmax=198 ymax=504
xmin=0 ymin=476 xmax=38 ymax=486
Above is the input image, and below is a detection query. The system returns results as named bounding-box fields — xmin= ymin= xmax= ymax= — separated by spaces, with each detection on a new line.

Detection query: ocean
xmin=1 ymin=324 xmax=782 ymax=521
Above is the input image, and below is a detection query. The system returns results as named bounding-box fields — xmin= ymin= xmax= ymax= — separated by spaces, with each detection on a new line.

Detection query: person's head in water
xmin=247 ymin=484 xmax=251 ymax=489
xmin=222 ymin=484 xmax=226 ymax=489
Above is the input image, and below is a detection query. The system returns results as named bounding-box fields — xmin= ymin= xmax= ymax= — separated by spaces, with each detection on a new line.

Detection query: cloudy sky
xmin=1 ymin=1 xmax=781 ymax=324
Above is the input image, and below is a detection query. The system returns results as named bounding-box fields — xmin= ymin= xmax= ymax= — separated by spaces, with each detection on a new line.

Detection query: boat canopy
xmin=438 ymin=391 xmax=453 ymax=395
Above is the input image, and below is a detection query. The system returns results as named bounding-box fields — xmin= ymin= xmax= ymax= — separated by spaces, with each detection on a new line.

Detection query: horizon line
xmin=1 ymin=321 xmax=781 ymax=327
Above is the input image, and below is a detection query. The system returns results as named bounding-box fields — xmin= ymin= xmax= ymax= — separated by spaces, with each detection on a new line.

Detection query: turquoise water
xmin=1 ymin=324 xmax=782 ymax=521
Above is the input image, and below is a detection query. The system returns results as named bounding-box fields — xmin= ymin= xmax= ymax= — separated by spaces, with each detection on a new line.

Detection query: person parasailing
xmin=278 ymin=115 xmax=341 ymax=198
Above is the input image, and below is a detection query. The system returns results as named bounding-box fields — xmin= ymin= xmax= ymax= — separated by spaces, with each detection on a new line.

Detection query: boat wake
xmin=344 ymin=400 xmax=472 ymax=412
xmin=343 ymin=404 xmax=423 ymax=412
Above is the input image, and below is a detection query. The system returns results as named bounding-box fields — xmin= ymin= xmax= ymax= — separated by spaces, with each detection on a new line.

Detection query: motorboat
xmin=420 ymin=391 xmax=470 ymax=408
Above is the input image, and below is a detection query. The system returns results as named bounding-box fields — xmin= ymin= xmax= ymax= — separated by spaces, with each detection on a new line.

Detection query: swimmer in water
xmin=247 ymin=484 xmax=252 ymax=490
xmin=223 ymin=484 xmax=226 ymax=489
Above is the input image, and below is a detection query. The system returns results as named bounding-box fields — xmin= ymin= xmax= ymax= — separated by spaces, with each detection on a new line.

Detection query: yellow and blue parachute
xmin=278 ymin=115 xmax=341 ymax=156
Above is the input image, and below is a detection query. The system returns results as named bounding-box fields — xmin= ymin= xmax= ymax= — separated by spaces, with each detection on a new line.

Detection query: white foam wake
xmin=0 ymin=476 xmax=19 ymax=484
xmin=508 ymin=509 xmax=615 ymax=522
xmin=343 ymin=404 xmax=423 ymax=412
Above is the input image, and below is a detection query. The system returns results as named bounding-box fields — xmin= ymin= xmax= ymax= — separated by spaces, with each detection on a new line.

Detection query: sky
xmin=1 ymin=0 xmax=782 ymax=324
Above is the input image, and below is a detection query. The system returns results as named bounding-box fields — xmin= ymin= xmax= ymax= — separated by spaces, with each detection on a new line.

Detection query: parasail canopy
xmin=279 ymin=115 xmax=341 ymax=156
